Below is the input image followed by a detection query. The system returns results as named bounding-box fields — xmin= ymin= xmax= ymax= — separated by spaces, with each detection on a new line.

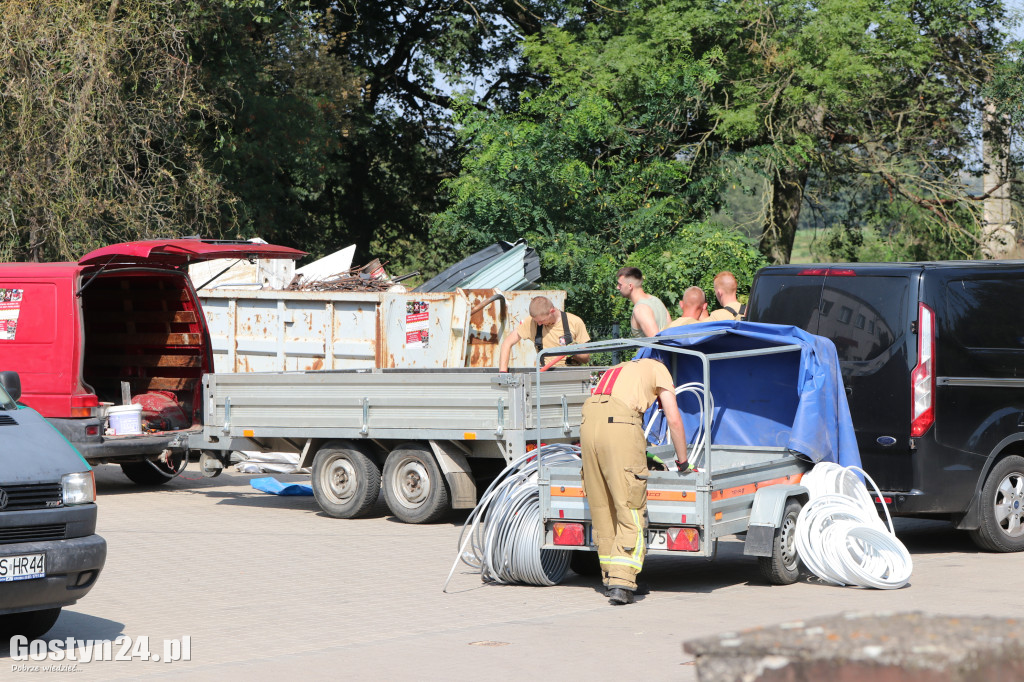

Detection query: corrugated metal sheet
xmin=457 ymin=243 xmax=536 ymax=291
xmin=415 ymin=240 xmax=540 ymax=292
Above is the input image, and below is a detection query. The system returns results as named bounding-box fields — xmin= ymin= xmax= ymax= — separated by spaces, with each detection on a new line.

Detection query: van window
xmin=817 ymin=277 xmax=907 ymax=362
xmin=746 ymin=276 xmax=824 ymax=332
xmin=945 ymin=278 xmax=1024 ymax=351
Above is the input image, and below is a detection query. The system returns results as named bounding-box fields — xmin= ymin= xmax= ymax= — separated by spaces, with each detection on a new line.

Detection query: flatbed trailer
xmin=535 ymin=325 xmax=856 ymax=585
xmin=190 ymin=367 xmax=596 ymax=523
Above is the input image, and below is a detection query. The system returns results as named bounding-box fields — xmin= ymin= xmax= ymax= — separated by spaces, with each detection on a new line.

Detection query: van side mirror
xmin=0 ymin=371 xmax=22 ymax=402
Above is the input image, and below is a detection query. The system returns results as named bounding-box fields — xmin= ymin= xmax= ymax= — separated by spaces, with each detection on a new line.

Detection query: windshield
xmin=0 ymin=384 xmax=14 ymax=410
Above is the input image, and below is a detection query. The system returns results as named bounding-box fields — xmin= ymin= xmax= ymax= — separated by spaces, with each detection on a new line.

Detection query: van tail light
xmin=910 ymin=303 xmax=935 ymax=437
xmin=797 ymin=268 xmax=856 ymax=276
xmin=551 ymin=522 xmax=585 ymax=546
xmin=71 ymin=393 xmax=100 ymax=418
xmin=665 ymin=527 xmax=700 ymax=551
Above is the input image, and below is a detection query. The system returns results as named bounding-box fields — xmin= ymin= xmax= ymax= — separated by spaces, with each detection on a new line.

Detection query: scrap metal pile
xmin=287 ymin=258 xmax=411 ymax=293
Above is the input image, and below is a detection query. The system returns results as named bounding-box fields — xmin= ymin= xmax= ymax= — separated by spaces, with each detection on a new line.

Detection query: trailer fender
xmin=428 ymin=440 xmax=477 ymax=509
xmin=743 ymin=485 xmax=809 ymax=558
xmin=298 ymin=439 xmax=328 ymax=470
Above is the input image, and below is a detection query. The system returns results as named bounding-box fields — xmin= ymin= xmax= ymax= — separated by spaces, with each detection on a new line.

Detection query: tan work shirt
xmin=666 ymin=316 xmax=699 ymax=328
xmin=597 ymin=358 xmax=674 ymax=415
xmin=708 ymin=303 xmax=743 ymax=322
xmin=515 ymin=311 xmax=590 ymax=366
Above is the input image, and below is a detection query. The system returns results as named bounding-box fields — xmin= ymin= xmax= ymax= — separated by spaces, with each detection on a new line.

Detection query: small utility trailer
xmin=536 ymin=322 xmax=861 ymax=585
xmin=190 ymin=367 xmax=595 ymax=523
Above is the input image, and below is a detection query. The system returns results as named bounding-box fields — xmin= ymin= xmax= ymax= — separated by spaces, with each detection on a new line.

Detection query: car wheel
xmin=0 ymin=607 xmax=61 ymax=640
xmin=969 ymin=455 xmax=1024 ymax=552
xmin=119 ymin=455 xmax=184 ymax=486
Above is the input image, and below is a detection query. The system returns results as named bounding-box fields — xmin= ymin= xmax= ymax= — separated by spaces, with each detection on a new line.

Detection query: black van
xmin=747 ymin=261 xmax=1024 ymax=552
xmin=0 ymin=371 xmax=106 ymax=638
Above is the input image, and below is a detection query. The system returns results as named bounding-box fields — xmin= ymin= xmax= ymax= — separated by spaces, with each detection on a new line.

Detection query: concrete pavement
xmin=5 ymin=464 xmax=1024 ymax=680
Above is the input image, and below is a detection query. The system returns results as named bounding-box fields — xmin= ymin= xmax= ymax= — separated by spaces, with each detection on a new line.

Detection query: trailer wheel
xmin=311 ymin=443 xmax=381 ymax=519
xmin=758 ymin=498 xmax=802 ymax=585
xmin=382 ymin=443 xmax=449 ymax=524
xmin=969 ymin=455 xmax=1024 ymax=552
xmin=119 ymin=455 xmax=184 ymax=486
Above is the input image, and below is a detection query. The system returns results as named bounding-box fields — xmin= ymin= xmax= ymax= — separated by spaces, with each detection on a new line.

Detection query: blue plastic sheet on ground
xmin=250 ymin=477 xmax=314 ymax=496
xmin=637 ymin=321 xmax=861 ymax=468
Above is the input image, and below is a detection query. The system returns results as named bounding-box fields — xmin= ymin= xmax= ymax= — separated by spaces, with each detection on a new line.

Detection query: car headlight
xmin=62 ymin=471 xmax=96 ymax=506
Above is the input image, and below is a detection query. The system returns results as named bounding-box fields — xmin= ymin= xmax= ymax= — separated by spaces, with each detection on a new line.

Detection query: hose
xmin=794 ymin=462 xmax=913 ymax=589
xmin=644 ymin=382 xmax=713 ymax=469
xmin=443 ymin=444 xmax=581 ymax=591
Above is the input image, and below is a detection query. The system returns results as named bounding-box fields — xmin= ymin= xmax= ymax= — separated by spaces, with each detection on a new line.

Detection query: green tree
xmin=434 ymin=31 xmax=764 ymax=327
xmin=688 ymin=0 xmax=1013 ymax=263
xmin=0 ymin=0 xmax=230 ymax=262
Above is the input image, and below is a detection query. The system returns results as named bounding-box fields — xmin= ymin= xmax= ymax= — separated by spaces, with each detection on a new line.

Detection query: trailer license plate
xmin=0 ymin=553 xmax=45 ymax=582
xmin=647 ymin=529 xmax=667 ymax=550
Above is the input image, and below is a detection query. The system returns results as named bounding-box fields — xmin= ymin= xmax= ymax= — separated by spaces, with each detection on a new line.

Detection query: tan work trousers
xmin=580 ymin=394 xmax=649 ymax=590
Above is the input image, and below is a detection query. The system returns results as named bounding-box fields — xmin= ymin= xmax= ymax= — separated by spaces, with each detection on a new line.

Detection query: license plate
xmin=647 ymin=529 xmax=667 ymax=550
xmin=0 ymin=553 xmax=45 ymax=582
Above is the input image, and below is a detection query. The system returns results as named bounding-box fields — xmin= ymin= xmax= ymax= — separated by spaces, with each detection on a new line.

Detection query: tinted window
xmin=945 ymin=278 xmax=1024 ymax=350
xmin=816 ymin=276 xmax=907 ymax=362
xmin=747 ymin=275 xmax=824 ymax=332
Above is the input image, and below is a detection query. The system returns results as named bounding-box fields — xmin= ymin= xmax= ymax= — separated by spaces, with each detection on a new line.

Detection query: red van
xmin=0 ymin=238 xmax=303 ymax=485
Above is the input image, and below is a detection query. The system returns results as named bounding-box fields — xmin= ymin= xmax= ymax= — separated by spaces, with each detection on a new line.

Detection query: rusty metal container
xmin=198 ymin=288 xmax=566 ymax=372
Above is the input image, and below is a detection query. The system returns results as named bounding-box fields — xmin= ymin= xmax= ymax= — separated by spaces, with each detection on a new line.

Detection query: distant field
xmin=790 ymin=230 xmax=822 ymax=264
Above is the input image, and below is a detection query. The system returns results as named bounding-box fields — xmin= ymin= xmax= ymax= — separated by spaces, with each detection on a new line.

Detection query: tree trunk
xmin=759 ymin=169 xmax=807 ymax=265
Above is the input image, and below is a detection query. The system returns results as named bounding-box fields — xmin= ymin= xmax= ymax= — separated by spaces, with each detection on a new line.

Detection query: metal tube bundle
xmin=444 ymin=444 xmax=581 ymax=590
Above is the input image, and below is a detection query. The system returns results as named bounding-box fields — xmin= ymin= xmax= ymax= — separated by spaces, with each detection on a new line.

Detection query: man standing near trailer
xmin=616 ymin=267 xmax=671 ymax=336
xmin=707 ymin=271 xmax=746 ymax=321
xmin=582 ymin=358 xmax=691 ymax=605
xmin=498 ymin=296 xmax=591 ymax=371
xmin=668 ymin=286 xmax=709 ymax=328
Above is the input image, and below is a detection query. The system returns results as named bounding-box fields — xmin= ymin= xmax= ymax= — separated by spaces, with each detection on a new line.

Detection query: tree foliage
xmin=0 ymin=0 xmax=229 ymax=261
xmin=692 ymin=0 xmax=1013 ymax=263
xmin=434 ymin=28 xmax=764 ymax=328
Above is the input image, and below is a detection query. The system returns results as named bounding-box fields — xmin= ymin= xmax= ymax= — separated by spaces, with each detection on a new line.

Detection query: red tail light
xmin=910 ymin=303 xmax=935 ymax=437
xmin=71 ymin=393 xmax=100 ymax=419
xmin=797 ymin=268 xmax=856 ymax=276
xmin=665 ymin=527 xmax=700 ymax=551
xmin=551 ymin=522 xmax=585 ymax=546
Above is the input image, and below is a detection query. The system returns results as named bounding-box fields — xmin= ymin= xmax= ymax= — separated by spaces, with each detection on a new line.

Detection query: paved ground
xmin=5 ymin=464 xmax=1024 ymax=680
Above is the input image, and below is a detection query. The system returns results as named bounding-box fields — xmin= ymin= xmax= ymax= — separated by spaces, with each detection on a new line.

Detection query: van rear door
xmin=749 ymin=265 xmax=916 ymax=491
xmin=814 ymin=271 xmax=914 ymax=491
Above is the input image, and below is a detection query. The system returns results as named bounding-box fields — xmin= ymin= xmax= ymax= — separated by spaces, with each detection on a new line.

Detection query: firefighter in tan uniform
xmin=581 ymin=358 xmax=691 ymax=605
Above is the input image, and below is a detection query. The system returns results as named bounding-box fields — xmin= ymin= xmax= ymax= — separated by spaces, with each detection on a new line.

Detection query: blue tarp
xmin=250 ymin=477 xmax=314 ymax=496
xmin=638 ymin=321 xmax=861 ymax=468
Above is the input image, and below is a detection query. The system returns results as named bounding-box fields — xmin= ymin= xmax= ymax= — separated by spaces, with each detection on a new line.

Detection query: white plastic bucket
xmin=107 ymin=404 xmax=143 ymax=435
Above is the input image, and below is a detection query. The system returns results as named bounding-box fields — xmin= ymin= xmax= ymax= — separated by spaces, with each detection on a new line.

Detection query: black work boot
xmin=607 ymin=587 xmax=635 ymax=605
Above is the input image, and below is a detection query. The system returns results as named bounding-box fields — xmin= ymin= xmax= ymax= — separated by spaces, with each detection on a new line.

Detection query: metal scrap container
xmin=198 ymin=288 xmax=566 ymax=372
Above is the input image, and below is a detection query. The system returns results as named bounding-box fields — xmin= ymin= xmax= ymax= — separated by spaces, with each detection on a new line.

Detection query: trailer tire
xmin=758 ymin=498 xmax=802 ymax=585
xmin=382 ymin=443 xmax=449 ymax=524
xmin=119 ymin=456 xmax=183 ymax=486
xmin=969 ymin=455 xmax=1024 ymax=552
xmin=311 ymin=443 xmax=381 ymax=519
